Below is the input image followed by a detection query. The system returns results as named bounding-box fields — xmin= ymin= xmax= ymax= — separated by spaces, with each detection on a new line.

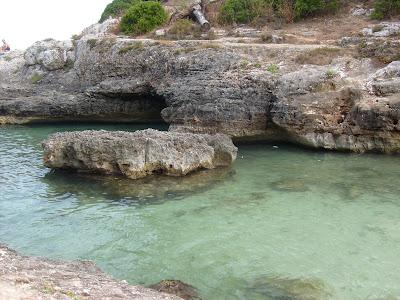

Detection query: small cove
xmin=1 ymin=123 xmax=400 ymax=300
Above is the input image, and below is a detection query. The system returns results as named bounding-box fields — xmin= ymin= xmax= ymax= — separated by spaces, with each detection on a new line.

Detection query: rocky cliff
xmin=1 ymin=17 xmax=399 ymax=153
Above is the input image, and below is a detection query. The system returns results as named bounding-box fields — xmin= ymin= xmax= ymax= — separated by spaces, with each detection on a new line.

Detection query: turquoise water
xmin=1 ymin=123 xmax=400 ymax=300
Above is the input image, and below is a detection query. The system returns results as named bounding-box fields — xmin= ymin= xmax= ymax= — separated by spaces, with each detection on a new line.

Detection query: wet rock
xmin=148 ymin=280 xmax=200 ymax=300
xmin=43 ymin=167 xmax=234 ymax=203
xmin=42 ymin=129 xmax=237 ymax=179
xmin=0 ymin=244 xmax=182 ymax=300
xmin=248 ymin=276 xmax=332 ymax=300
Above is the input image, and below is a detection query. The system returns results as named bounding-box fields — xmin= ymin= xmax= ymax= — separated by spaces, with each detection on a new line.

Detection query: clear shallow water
xmin=1 ymin=124 xmax=400 ymax=300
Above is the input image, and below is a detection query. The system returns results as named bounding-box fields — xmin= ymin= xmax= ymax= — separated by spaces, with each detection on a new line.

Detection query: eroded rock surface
xmin=0 ymin=244 xmax=182 ymax=300
xmin=42 ymin=129 xmax=237 ymax=179
xmin=1 ymin=17 xmax=400 ymax=153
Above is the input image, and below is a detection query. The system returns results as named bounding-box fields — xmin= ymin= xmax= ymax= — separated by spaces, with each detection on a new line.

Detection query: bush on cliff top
xmin=294 ymin=0 xmax=340 ymax=18
xmin=120 ymin=1 xmax=168 ymax=35
xmin=372 ymin=0 xmax=400 ymax=19
xmin=100 ymin=0 xmax=138 ymax=22
xmin=218 ymin=0 xmax=341 ymax=25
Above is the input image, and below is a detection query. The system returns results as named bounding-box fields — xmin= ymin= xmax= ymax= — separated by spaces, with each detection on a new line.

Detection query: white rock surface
xmin=362 ymin=22 xmax=400 ymax=37
xmin=24 ymin=39 xmax=74 ymax=70
xmin=42 ymin=129 xmax=237 ymax=179
xmin=81 ymin=18 xmax=120 ymax=38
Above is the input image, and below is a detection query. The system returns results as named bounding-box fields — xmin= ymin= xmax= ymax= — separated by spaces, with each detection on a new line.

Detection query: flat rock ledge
xmin=0 ymin=244 xmax=182 ymax=300
xmin=42 ymin=129 xmax=237 ymax=179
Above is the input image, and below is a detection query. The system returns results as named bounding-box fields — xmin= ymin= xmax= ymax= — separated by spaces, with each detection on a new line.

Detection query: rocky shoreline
xmin=1 ymin=22 xmax=400 ymax=153
xmin=0 ymin=244 xmax=182 ymax=300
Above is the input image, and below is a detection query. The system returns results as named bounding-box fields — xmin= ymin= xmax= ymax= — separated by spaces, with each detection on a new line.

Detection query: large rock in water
xmin=42 ymin=129 xmax=237 ymax=179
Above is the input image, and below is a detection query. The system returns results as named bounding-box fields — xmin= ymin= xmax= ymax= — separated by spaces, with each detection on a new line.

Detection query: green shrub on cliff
xmin=218 ymin=0 xmax=341 ymax=25
xmin=372 ymin=0 xmax=400 ymax=19
xmin=218 ymin=0 xmax=272 ymax=24
xmin=100 ymin=0 xmax=138 ymax=22
xmin=294 ymin=0 xmax=340 ymax=18
xmin=120 ymin=1 xmax=168 ymax=35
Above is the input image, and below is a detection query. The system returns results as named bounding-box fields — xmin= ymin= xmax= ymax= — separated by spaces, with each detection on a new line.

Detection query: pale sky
xmin=1 ymin=0 xmax=111 ymax=50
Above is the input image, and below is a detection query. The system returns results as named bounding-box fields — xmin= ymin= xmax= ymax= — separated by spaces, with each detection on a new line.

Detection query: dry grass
xmin=204 ymin=0 xmax=225 ymax=26
xmin=118 ymin=41 xmax=144 ymax=54
xmin=295 ymin=47 xmax=342 ymax=65
xmin=167 ymin=19 xmax=201 ymax=40
xmin=200 ymin=42 xmax=221 ymax=49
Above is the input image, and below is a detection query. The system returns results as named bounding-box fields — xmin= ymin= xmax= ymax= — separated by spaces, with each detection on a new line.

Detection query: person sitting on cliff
xmin=1 ymin=39 xmax=10 ymax=52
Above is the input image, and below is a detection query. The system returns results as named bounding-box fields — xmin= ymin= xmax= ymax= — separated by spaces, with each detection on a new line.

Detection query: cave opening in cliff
xmin=23 ymin=92 xmax=169 ymax=126
xmin=102 ymin=92 xmax=168 ymax=124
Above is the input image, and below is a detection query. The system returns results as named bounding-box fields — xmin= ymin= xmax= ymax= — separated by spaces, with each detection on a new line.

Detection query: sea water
xmin=0 ymin=123 xmax=399 ymax=300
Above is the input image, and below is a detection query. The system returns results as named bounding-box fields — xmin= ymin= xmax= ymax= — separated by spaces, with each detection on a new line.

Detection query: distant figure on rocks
xmin=1 ymin=39 xmax=10 ymax=52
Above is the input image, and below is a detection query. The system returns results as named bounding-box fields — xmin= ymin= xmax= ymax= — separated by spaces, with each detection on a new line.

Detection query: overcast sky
xmin=1 ymin=0 xmax=111 ymax=50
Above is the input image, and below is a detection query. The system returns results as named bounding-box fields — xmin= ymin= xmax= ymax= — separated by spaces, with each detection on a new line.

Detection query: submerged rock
xmin=42 ymin=129 xmax=237 ymax=179
xmin=0 ymin=244 xmax=182 ymax=300
xmin=270 ymin=178 xmax=309 ymax=193
xmin=149 ymin=280 xmax=201 ymax=300
xmin=248 ymin=276 xmax=332 ymax=300
xmin=43 ymin=167 xmax=235 ymax=203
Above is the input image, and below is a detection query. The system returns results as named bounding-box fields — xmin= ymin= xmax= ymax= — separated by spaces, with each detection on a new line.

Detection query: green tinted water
xmin=1 ymin=124 xmax=400 ymax=300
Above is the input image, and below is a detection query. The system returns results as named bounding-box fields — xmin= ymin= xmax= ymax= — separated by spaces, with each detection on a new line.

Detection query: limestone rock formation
xmin=24 ymin=39 xmax=75 ymax=71
xmin=42 ymin=129 xmax=237 ymax=179
xmin=0 ymin=244 xmax=182 ymax=300
xmin=367 ymin=61 xmax=400 ymax=96
xmin=362 ymin=22 xmax=400 ymax=37
xmin=1 ymin=16 xmax=400 ymax=153
xmin=81 ymin=17 xmax=120 ymax=38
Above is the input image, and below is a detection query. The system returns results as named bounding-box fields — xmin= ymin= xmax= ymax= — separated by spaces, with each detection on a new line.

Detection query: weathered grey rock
xmin=24 ymin=39 xmax=74 ymax=70
xmin=367 ymin=61 xmax=400 ymax=96
xmin=0 ymin=244 xmax=182 ymax=300
xmin=1 ymin=35 xmax=400 ymax=153
xmin=42 ymin=129 xmax=237 ymax=179
xmin=81 ymin=18 xmax=120 ymax=38
xmin=362 ymin=22 xmax=400 ymax=37
xmin=351 ymin=7 xmax=373 ymax=16
xmin=0 ymin=50 xmax=25 ymax=84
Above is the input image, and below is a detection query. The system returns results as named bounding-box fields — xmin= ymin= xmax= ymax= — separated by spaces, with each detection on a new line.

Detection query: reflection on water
xmin=1 ymin=123 xmax=400 ymax=300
